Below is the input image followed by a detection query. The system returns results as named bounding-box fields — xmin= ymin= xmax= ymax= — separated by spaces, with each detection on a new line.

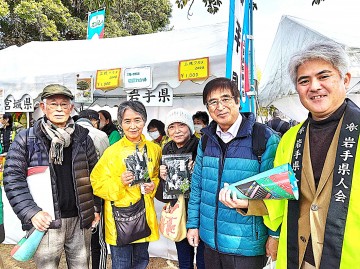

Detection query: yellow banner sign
xmin=96 ymin=68 xmax=121 ymax=90
xmin=178 ymin=57 xmax=209 ymax=81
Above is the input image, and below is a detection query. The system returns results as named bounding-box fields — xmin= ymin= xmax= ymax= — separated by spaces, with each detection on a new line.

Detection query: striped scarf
xmin=41 ymin=117 xmax=75 ymax=165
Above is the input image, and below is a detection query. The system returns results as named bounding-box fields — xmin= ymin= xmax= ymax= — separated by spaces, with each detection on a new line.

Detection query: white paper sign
xmin=4 ymin=94 xmax=34 ymax=112
xmin=124 ymin=66 xmax=152 ymax=89
xmin=126 ymin=84 xmax=173 ymax=107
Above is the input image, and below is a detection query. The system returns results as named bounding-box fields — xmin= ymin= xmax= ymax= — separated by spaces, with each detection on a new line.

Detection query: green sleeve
xmin=108 ymin=130 xmax=121 ymax=145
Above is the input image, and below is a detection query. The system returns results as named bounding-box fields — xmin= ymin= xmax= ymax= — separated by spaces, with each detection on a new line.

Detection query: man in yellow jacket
xmin=264 ymin=42 xmax=360 ymax=269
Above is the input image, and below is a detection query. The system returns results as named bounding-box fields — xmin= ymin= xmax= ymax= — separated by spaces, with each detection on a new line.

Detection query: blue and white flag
xmin=87 ymin=8 xmax=105 ymax=39
xmin=226 ymin=0 xmax=253 ymax=112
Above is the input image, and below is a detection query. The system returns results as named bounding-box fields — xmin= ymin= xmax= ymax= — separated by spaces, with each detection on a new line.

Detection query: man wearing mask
xmin=76 ymin=109 xmax=110 ymax=158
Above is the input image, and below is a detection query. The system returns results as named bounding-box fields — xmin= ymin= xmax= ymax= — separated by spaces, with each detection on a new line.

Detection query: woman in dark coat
xmin=98 ymin=110 xmax=121 ymax=145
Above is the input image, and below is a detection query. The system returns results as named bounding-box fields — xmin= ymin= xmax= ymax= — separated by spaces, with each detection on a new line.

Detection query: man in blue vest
xmin=186 ymin=77 xmax=280 ymax=269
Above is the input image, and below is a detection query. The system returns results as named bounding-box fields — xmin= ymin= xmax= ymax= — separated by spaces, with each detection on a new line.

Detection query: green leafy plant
xmin=179 ymin=178 xmax=190 ymax=193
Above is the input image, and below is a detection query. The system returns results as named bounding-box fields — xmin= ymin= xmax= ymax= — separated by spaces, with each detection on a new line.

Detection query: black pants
xmin=204 ymin=244 xmax=266 ymax=269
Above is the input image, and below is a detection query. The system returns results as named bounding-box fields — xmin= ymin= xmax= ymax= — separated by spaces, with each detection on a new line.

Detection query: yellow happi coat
xmin=264 ymin=118 xmax=360 ymax=268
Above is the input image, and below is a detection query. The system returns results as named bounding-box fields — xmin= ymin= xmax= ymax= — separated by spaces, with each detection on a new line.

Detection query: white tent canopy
xmin=258 ymin=16 xmax=360 ymax=121
xmin=0 ymin=22 xmax=227 ymax=107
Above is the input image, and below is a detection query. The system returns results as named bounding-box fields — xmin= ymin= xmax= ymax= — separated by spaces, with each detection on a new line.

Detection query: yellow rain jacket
xmin=90 ymin=134 xmax=161 ymax=246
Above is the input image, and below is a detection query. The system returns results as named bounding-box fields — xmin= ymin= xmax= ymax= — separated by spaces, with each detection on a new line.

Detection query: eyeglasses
xmin=45 ymin=102 xmax=71 ymax=110
xmin=206 ymin=96 xmax=235 ymax=109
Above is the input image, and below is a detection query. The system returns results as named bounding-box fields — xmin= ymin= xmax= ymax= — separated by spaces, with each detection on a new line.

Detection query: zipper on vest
xmin=213 ymin=136 xmax=225 ymax=251
xmin=214 ymin=151 xmax=223 ymax=250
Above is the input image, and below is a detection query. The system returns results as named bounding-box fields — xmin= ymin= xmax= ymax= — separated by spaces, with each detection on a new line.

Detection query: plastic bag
xmin=263 ymin=256 xmax=276 ymax=269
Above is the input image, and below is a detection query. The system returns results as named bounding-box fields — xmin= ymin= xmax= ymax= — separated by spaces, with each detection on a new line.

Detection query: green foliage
xmin=175 ymin=0 xmax=222 ymax=15
xmin=0 ymin=0 xmax=9 ymax=17
xmin=0 ymin=0 xmax=172 ymax=49
xmin=107 ymin=0 xmax=172 ymax=35
xmin=0 ymin=0 xmax=81 ymax=47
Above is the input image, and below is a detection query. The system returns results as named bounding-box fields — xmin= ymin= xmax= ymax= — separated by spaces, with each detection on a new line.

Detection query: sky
xmin=170 ymin=0 xmax=360 ymax=71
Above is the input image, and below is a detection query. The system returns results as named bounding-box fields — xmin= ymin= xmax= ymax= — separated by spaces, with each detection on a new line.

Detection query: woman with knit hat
xmin=155 ymin=108 xmax=205 ymax=269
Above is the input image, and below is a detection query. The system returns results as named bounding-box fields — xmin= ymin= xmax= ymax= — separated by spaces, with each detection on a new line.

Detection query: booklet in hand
xmin=125 ymin=145 xmax=150 ymax=186
xmin=228 ymin=163 xmax=299 ymax=200
xmin=162 ymin=153 xmax=192 ymax=198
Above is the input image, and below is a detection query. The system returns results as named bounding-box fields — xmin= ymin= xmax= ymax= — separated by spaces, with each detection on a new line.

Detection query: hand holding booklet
xmin=228 ymin=164 xmax=299 ymax=200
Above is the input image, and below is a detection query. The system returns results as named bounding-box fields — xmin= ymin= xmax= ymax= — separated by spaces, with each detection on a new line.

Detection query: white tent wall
xmin=258 ymin=16 xmax=360 ymax=121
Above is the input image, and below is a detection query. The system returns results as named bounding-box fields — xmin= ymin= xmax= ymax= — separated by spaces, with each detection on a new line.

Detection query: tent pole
xmin=249 ymin=0 xmax=257 ymax=117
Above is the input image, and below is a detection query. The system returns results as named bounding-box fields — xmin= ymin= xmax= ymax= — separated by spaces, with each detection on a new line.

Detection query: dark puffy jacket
xmin=3 ymin=120 xmax=98 ymax=230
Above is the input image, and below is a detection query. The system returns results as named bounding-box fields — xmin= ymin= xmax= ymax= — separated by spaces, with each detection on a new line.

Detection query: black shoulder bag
xmin=111 ymin=194 xmax=151 ymax=246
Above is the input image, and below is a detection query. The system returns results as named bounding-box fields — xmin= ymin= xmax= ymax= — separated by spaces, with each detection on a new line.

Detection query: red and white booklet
xmin=27 ymin=166 xmax=55 ymax=220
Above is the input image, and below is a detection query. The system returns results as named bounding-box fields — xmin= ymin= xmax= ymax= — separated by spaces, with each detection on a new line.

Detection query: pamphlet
xmin=124 ymin=145 xmax=150 ymax=186
xmin=162 ymin=153 xmax=192 ymax=199
xmin=228 ymin=164 xmax=299 ymax=200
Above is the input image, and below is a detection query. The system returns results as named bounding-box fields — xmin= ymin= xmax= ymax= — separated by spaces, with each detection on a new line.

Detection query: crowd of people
xmin=0 ymin=41 xmax=359 ymax=269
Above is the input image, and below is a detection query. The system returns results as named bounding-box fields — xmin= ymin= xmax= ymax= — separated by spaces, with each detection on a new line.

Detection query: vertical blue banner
xmin=87 ymin=8 xmax=106 ymax=40
xmin=226 ymin=0 xmax=252 ymax=112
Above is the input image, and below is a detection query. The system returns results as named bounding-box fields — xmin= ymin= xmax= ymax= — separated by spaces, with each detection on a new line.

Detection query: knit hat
xmin=165 ymin=108 xmax=195 ymax=136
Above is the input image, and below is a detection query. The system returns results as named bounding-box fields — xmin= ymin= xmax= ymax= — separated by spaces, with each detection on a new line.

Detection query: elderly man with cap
xmin=3 ymin=84 xmax=100 ymax=268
